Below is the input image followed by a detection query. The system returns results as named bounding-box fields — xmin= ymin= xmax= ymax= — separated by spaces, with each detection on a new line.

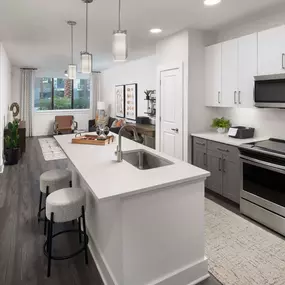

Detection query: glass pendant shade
xmin=113 ymin=31 xmax=127 ymax=62
xmin=80 ymin=52 xmax=92 ymax=74
xmin=68 ymin=64 xmax=77 ymax=80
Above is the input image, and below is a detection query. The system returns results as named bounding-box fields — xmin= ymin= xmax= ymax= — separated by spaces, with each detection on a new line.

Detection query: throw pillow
xmin=111 ymin=119 xmax=118 ymax=128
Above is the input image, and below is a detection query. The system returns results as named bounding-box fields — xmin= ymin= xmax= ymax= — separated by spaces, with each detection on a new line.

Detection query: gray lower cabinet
xmin=192 ymin=136 xmax=240 ymax=204
xmin=222 ymin=155 xmax=240 ymax=203
xmin=207 ymin=150 xmax=223 ymax=195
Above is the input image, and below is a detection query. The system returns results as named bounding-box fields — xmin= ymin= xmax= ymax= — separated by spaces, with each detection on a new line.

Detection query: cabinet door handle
xmin=204 ymin=153 xmax=207 ymax=166
xmin=223 ymin=158 xmax=226 ymax=173
xmin=234 ymin=91 xmax=237 ymax=104
xmin=238 ymin=91 xmax=241 ymax=104
xmin=218 ymin=158 xmax=222 ymax=171
xmin=217 ymin=147 xmax=229 ymax=153
xmin=218 ymin=91 xmax=221 ymax=104
xmin=282 ymin=54 xmax=285 ymax=69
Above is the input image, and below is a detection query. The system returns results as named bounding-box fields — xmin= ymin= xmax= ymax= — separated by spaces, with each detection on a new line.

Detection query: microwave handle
xmin=240 ymin=155 xmax=285 ymax=174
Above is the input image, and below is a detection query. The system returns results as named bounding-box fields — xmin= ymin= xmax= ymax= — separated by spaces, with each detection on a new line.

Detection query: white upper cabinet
xmin=205 ymin=33 xmax=258 ymax=108
xmin=222 ymin=39 xmax=238 ymax=107
xmin=205 ymin=43 xmax=222 ymax=107
xmin=238 ymin=33 xmax=257 ymax=108
xmin=258 ymin=25 xmax=285 ymax=75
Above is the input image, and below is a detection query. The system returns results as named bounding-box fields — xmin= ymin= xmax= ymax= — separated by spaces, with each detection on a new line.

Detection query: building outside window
xmin=34 ymin=77 xmax=90 ymax=110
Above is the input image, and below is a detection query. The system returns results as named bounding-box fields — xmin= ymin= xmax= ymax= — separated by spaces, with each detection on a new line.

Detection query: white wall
xmin=100 ymin=55 xmax=157 ymax=119
xmin=0 ymin=43 xmax=12 ymax=170
xmin=207 ymin=7 xmax=285 ymax=138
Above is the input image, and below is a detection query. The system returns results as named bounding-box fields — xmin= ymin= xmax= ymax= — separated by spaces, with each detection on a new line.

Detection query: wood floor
xmin=0 ymin=137 xmax=222 ymax=285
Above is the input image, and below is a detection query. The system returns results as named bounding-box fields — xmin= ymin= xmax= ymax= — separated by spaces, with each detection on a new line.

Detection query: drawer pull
xmin=196 ymin=142 xmax=206 ymax=146
xmin=217 ymin=147 xmax=229 ymax=153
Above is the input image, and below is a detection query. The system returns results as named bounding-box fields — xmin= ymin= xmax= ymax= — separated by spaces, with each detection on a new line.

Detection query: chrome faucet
xmin=117 ymin=125 xmax=140 ymax=162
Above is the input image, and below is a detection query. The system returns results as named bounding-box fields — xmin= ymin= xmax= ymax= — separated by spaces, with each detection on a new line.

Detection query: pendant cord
xmin=118 ymin=0 xmax=121 ymax=31
xmin=86 ymin=2 xmax=88 ymax=52
xmin=71 ymin=24 xmax=74 ymax=64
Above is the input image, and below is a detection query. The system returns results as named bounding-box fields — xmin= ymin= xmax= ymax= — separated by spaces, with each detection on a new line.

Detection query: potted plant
xmin=211 ymin=117 xmax=231 ymax=134
xmin=4 ymin=120 xmax=20 ymax=165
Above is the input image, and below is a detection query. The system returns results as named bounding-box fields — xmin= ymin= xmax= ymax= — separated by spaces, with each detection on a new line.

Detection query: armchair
xmin=54 ymin=115 xmax=78 ymax=135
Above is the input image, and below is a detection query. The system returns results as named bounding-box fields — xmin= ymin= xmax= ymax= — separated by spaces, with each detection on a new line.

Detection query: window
xmin=34 ymin=77 xmax=90 ymax=111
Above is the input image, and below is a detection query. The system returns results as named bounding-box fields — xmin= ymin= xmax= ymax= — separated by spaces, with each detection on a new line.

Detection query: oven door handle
xmin=240 ymin=154 xmax=285 ymax=174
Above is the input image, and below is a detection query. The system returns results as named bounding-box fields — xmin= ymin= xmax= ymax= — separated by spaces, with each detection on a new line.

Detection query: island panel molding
xmin=115 ymin=85 xmax=125 ymax=118
xmin=125 ymin=83 xmax=137 ymax=120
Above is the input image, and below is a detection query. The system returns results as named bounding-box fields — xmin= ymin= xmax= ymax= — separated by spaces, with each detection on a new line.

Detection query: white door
xmin=160 ymin=68 xmax=183 ymax=160
xmin=258 ymin=25 xmax=285 ymax=75
xmin=205 ymin=43 xmax=222 ymax=107
xmin=238 ymin=33 xmax=257 ymax=108
xmin=222 ymin=39 xmax=238 ymax=107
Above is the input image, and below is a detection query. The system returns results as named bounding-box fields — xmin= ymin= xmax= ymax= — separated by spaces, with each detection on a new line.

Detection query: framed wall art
xmin=115 ymin=85 xmax=125 ymax=118
xmin=125 ymin=83 xmax=137 ymax=121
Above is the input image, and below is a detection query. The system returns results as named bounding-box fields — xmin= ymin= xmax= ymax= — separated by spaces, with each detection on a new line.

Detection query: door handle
xmin=238 ymin=91 xmax=241 ymax=104
xmin=223 ymin=158 xmax=226 ymax=173
xmin=218 ymin=91 xmax=221 ymax=104
xmin=282 ymin=54 xmax=285 ymax=69
xmin=218 ymin=158 xmax=222 ymax=171
xmin=203 ymin=153 xmax=207 ymax=167
xmin=171 ymin=128 xmax=179 ymax=133
xmin=234 ymin=91 xmax=237 ymax=104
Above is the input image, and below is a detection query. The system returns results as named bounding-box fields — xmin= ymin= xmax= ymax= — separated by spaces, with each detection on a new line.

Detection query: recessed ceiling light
xmin=150 ymin=28 xmax=162 ymax=34
xmin=204 ymin=0 xmax=221 ymax=6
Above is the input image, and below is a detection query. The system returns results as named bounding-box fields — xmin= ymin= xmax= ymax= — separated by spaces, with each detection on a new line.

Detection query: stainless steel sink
xmin=123 ymin=149 xmax=174 ymax=170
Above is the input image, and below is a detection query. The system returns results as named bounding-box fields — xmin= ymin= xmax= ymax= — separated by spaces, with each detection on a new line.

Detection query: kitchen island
xmin=55 ymin=133 xmax=210 ymax=285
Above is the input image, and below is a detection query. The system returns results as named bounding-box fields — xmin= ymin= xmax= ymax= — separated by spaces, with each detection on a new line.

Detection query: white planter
xmin=217 ymin=128 xmax=226 ymax=134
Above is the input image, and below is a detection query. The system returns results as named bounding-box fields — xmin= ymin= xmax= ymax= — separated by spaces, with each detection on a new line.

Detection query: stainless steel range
xmin=239 ymin=138 xmax=285 ymax=236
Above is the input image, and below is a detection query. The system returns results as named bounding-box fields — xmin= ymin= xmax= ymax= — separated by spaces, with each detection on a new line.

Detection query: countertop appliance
xmin=228 ymin=126 xmax=255 ymax=139
xmin=254 ymin=74 xmax=285 ymax=108
xmin=239 ymin=138 xmax=285 ymax=236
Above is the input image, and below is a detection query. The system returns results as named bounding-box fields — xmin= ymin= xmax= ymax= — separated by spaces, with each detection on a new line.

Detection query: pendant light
xmin=80 ymin=0 xmax=93 ymax=74
xmin=113 ymin=0 xmax=128 ymax=62
xmin=67 ymin=21 xmax=77 ymax=80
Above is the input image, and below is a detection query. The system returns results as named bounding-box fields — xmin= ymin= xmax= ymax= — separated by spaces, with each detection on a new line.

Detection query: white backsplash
xmin=213 ymin=107 xmax=285 ymax=138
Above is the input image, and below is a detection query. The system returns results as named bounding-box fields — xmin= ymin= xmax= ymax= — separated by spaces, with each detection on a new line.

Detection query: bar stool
xmin=44 ymin=187 xmax=88 ymax=277
xmin=38 ymin=169 xmax=72 ymax=234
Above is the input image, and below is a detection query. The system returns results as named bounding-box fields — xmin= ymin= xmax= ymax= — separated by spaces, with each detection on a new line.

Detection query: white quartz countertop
xmin=191 ymin=132 xmax=268 ymax=146
xmin=55 ymin=133 xmax=209 ymax=200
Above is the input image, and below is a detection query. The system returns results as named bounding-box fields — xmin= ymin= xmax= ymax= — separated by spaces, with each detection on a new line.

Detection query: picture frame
xmin=125 ymin=83 xmax=137 ymax=121
xmin=115 ymin=85 xmax=125 ymax=118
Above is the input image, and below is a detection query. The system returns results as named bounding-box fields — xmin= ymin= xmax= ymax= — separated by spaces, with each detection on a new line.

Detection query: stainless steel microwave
xmin=254 ymin=74 xmax=285 ymax=108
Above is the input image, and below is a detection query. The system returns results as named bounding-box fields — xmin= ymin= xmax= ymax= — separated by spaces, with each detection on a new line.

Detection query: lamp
xmin=80 ymin=0 xmax=93 ymax=74
xmin=113 ymin=0 xmax=128 ymax=61
xmin=97 ymin=101 xmax=105 ymax=110
xmin=67 ymin=21 xmax=77 ymax=80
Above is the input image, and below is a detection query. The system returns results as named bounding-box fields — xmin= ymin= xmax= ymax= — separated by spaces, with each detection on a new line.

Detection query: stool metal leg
xmin=78 ymin=217 xmax=82 ymax=244
xmin=81 ymin=206 xmax=88 ymax=265
xmin=47 ymin=212 xmax=54 ymax=277
xmin=44 ymin=186 xmax=50 ymax=236
xmin=38 ymin=192 xmax=43 ymax=223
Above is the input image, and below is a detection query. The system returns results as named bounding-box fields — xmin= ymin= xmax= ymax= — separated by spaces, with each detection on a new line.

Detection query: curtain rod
xmin=20 ymin=68 xmax=38 ymax=70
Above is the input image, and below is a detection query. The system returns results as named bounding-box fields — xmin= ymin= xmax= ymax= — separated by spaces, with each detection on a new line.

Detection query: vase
xmin=217 ymin=127 xmax=226 ymax=134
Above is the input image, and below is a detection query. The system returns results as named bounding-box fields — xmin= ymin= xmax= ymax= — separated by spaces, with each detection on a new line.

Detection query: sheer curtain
xmin=20 ymin=69 xmax=35 ymax=137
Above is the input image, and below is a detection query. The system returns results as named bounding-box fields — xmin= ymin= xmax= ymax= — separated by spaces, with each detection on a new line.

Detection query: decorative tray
xmin=72 ymin=134 xmax=115 ymax=146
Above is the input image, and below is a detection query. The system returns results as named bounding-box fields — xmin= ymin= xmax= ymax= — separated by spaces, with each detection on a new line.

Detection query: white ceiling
xmin=0 ymin=0 xmax=284 ymax=72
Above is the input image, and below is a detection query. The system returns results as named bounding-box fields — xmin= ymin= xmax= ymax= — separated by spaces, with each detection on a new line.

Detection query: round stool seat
xmin=46 ymin=188 xmax=86 ymax=223
xmin=40 ymin=169 xmax=71 ymax=194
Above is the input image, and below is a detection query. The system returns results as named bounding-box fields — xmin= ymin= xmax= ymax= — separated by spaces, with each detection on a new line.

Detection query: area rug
xmin=38 ymin=137 xmax=67 ymax=161
xmin=205 ymin=198 xmax=285 ymax=285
